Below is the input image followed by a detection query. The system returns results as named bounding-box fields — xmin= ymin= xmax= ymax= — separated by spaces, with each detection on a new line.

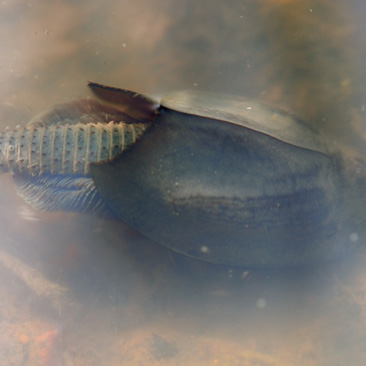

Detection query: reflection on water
xmin=1 ymin=0 xmax=366 ymax=365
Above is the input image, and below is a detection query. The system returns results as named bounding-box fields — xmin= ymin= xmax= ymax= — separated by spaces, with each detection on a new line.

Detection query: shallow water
xmin=1 ymin=0 xmax=366 ymax=365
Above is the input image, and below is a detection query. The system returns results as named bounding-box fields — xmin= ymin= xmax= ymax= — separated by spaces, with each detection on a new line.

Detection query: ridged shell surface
xmin=0 ymin=122 xmax=148 ymax=176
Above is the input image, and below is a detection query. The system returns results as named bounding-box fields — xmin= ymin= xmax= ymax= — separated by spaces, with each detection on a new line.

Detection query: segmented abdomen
xmin=0 ymin=122 xmax=149 ymax=176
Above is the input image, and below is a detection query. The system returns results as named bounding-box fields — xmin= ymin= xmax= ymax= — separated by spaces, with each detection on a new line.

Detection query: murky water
xmin=1 ymin=0 xmax=366 ymax=365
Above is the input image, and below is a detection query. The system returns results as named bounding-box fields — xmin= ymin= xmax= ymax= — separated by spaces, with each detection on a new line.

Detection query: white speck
xmin=227 ymin=269 xmax=233 ymax=278
xmin=18 ymin=206 xmax=41 ymax=222
xmin=246 ymin=106 xmax=252 ymax=110
xmin=350 ymin=232 xmax=359 ymax=243
xmin=174 ymin=181 xmax=179 ymax=186
xmin=122 ymin=43 xmax=127 ymax=48
xmin=200 ymin=246 xmax=210 ymax=254
xmin=309 ymin=8 xmax=313 ymax=12
xmin=256 ymin=298 xmax=266 ymax=309
xmin=241 ymin=270 xmax=249 ymax=280
xmin=239 ymin=15 xmax=243 ymax=19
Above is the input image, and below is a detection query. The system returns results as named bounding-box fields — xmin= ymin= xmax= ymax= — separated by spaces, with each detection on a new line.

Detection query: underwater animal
xmin=0 ymin=82 xmax=364 ymax=267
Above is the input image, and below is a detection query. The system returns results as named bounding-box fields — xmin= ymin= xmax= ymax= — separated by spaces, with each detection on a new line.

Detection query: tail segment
xmin=0 ymin=121 xmax=149 ymax=177
xmin=0 ymin=95 xmax=153 ymax=215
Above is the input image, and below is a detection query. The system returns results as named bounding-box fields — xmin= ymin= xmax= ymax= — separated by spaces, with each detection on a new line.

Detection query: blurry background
xmin=0 ymin=0 xmax=366 ymax=365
